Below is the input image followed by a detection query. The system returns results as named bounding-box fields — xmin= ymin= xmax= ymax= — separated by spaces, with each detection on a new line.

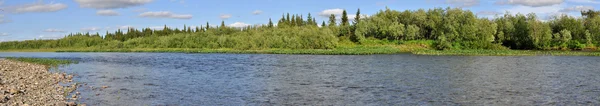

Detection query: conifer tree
xmin=322 ymin=21 xmax=326 ymax=27
xmin=342 ymin=10 xmax=349 ymax=26
xmin=329 ymin=14 xmax=337 ymax=27
xmin=268 ymin=18 xmax=274 ymax=28
xmin=291 ymin=15 xmax=297 ymax=26
xmin=206 ymin=22 xmax=210 ymax=30
xmin=307 ymin=13 xmax=314 ymax=26
xmin=354 ymin=8 xmax=361 ymax=24
xmin=220 ymin=21 xmax=226 ymax=28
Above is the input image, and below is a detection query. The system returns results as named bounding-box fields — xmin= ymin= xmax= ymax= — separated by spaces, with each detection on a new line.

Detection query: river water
xmin=1 ymin=52 xmax=599 ymax=105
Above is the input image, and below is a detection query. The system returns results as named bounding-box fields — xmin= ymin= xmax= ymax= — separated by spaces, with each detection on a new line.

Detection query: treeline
xmin=353 ymin=8 xmax=600 ymax=50
xmin=1 ymin=7 xmax=600 ymax=51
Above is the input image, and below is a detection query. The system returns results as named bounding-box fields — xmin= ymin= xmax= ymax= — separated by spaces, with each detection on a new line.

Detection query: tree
xmin=354 ymin=8 xmax=361 ymax=24
xmin=341 ymin=10 xmax=349 ymax=26
xmin=322 ymin=21 xmax=326 ymax=27
xmin=206 ymin=22 xmax=210 ymax=30
xmin=220 ymin=21 xmax=226 ymax=28
xmin=268 ymin=18 xmax=274 ymax=28
xmin=307 ymin=13 xmax=314 ymax=26
xmin=328 ymin=14 xmax=337 ymax=27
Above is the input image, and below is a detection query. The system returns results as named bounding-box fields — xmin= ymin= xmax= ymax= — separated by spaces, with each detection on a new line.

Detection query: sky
xmin=0 ymin=0 xmax=598 ymax=41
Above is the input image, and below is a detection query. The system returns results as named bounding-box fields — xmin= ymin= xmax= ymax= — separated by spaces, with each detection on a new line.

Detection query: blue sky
xmin=0 ymin=0 xmax=598 ymax=41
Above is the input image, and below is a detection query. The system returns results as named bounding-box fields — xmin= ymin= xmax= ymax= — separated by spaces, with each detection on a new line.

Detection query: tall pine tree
xmin=268 ymin=18 xmax=274 ymax=28
xmin=354 ymin=8 xmax=361 ymax=24
xmin=341 ymin=10 xmax=349 ymax=26
xmin=328 ymin=14 xmax=337 ymax=27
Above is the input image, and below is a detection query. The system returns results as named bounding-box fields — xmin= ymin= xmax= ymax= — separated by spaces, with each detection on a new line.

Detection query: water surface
xmin=1 ymin=52 xmax=599 ymax=105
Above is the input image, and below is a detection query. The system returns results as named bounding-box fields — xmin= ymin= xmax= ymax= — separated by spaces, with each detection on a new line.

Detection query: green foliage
xmin=1 ymin=7 xmax=600 ymax=53
xmin=5 ymin=57 xmax=77 ymax=68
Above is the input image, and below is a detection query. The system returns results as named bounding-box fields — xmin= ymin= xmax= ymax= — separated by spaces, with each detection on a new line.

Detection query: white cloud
xmin=252 ymin=10 xmax=263 ymax=15
xmin=97 ymin=10 xmax=120 ymax=16
xmin=4 ymin=2 xmax=67 ymax=13
xmin=568 ymin=0 xmax=600 ymax=4
xmin=118 ymin=25 xmax=135 ymax=29
xmin=44 ymin=29 xmax=65 ymax=33
xmin=497 ymin=0 xmax=565 ymax=7
xmin=38 ymin=34 xmax=64 ymax=40
xmin=132 ymin=8 xmax=147 ymax=12
xmin=559 ymin=6 xmax=594 ymax=12
xmin=0 ymin=33 xmax=8 ymax=36
xmin=139 ymin=11 xmax=193 ymax=19
xmin=0 ymin=14 xmax=3 ymax=18
xmin=74 ymin=0 xmax=153 ymax=9
xmin=477 ymin=11 xmax=502 ymax=15
xmin=446 ymin=0 xmax=480 ymax=7
xmin=0 ymin=19 xmax=10 ymax=24
xmin=503 ymin=4 xmax=563 ymax=14
xmin=220 ymin=14 xmax=232 ymax=19
xmin=81 ymin=27 xmax=101 ymax=32
xmin=319 ymin=8 xmax=344 ymax=17
xmin=228 ymin=22 xmax=250 ymax=28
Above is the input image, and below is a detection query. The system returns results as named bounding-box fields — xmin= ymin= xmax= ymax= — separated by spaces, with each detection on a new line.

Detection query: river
xmin=1 ymin=52 xmax=599 ymax=105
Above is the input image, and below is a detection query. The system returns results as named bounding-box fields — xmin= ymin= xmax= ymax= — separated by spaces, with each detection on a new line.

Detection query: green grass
xmin=3 ymin=39 xmax=600 ymax=56
xmin=413 ymin=50 xmax=600 ymax=56
xmin=5 ymin=57 xmax=78 ymax=67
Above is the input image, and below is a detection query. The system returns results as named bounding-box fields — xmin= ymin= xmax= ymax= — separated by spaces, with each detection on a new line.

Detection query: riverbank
xmin=1 ymin=45 xmax=600 ymax=56
xmin=0 ymin=59 xmax=79 ymax=106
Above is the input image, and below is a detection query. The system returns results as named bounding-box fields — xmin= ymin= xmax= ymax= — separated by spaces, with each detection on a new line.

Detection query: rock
xmin=9 ymin=89 xmax=19 ymax=95
xmin=102 ymin=86 xmax=109 ymax=89
xmin=55 ymin=102 xmax=66 ymax=106
xmin=66 ymin=102 xmax=77 ymax=106
xmin=0 ymin=95 xmax=9 ymax=103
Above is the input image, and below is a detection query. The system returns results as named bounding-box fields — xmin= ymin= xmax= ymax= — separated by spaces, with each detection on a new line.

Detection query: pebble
xmin=0 ymin=59 xmax=77 ymax=105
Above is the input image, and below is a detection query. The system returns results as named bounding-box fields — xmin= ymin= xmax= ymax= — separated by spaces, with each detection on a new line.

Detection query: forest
xmin=2 ymin=7 xmax=600 ymax=52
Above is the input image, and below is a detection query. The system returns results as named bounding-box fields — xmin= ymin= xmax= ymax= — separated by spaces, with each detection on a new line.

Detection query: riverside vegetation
xmin=2 ymin=7 xmax=600 ymax=55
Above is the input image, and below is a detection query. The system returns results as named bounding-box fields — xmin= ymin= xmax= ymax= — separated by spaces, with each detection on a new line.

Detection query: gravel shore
xmin=0 ymin=59 xmax=78 ymax=106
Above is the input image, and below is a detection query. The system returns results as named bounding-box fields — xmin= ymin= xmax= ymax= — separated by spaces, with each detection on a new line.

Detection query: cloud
xmin=559 ymin=5 xmax=594 ymax=12
xmin=504 ymin=4 xmax=563 ymax=14
xmin=220 ymin=14 xmax=232 ymax=19
xmin=496 ymin=0 xmax=565 ymax=7
xmin=117 ymin=25 xmax=134 ymax=29
xmin=252 ymin=10 xmax=263 ymax=15
xmin=477 ymin=11 xmax=502 ymax=15
xmin=228 ymin=22 xmax=250 ymax=28
xmin=44 ymin=29 xmax=65 ymax=33
xmin=0 ymin=33 xmax=8 ymax=36
xmin=132 ymin=8 xmax=147 ymax=12
xmin=0 ymin=19 xmax=10 ymax=24
xmin=446 ymin=0 xmax=480 ymax=7
xmin=139 ymin=11 xmax=193 ymax=19
xmin=319 ymin=8 xmax=344 ymax=17
xmin=74 ymin=0 xmax=153 ymax=9
xmin=4 ymin=2 xmax=67 ymax=13
xmin=97 ymin=10 xmax=120 ymax=16
xmin=81 ymin=27 xmax=101 ymax=32
xmin=568 ymin=0 xmax=600 ymax=4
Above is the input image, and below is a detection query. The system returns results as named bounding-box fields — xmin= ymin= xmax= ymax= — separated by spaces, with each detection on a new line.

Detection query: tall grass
xmin=5 ymin=57 xmax=78 ymax=67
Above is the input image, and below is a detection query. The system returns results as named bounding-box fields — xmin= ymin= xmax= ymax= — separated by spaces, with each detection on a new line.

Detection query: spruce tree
xmin=329 ymin=14 xmax=337 ymax=27
xmin=291 ymin=15 xmax=297 ymax=26
xmin=341 ymin=10 xmax=349 ymax=26
xmin=307 ymin=13 xmax=313 ymax=26
xmin=221 ymin=21 xmax=226 ymax=28
xmin=354 ymin=8 xmax=361 ymax=24
xmin=206 ymin=22 xmax=210 ymax=30
xmin=268 ymin=18 xmax=274 ymax=28
xmin=322 ymin=21 xmax=326 ymax=27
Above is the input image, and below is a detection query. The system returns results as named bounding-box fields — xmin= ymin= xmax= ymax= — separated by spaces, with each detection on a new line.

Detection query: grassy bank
xmin=5 ymin=57 xmax=78 ymax=68
xmin=413 ymin=50 xmax=600 ymax=56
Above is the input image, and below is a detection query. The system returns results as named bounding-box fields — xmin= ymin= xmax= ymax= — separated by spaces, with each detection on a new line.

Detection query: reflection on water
xmin=1 ymin=53 xmax=600 ymax=105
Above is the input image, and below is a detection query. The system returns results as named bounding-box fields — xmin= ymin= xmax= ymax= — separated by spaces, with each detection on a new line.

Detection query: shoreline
xmin=2 ymin=48 xmax=600 ymax=56
xmin=0 ymin=59 xmax=79 ymax=106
